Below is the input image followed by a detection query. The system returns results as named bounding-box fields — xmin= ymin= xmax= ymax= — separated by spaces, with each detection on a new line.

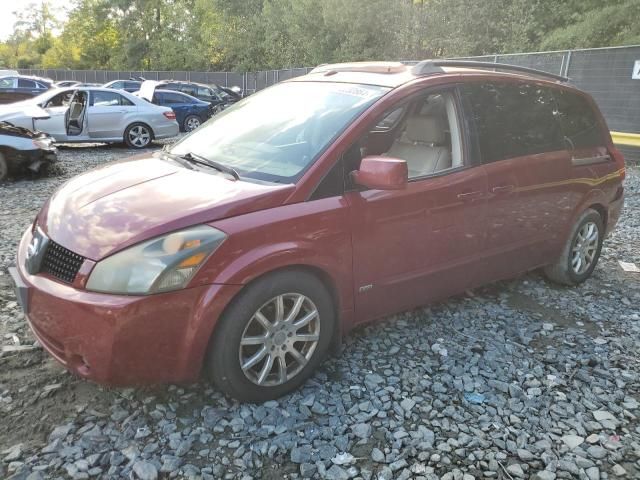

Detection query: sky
xmin=0 ymin=0 xmax=70 ymax=41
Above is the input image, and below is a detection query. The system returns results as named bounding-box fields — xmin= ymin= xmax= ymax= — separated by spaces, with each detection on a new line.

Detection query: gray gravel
xmin=1 ymin=145 xmax=639 ymax=480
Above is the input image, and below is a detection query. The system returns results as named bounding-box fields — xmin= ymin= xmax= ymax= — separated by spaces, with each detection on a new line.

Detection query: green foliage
xmin=1 ymin=0 xmax=639 ymax=71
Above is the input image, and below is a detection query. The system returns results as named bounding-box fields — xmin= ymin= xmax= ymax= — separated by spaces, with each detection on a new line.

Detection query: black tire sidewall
xmin=0 ymin=153 xmax=7 ymax=181
xmin=124 ymin=123 xmax=152 ymax=149
xmin=566 ymin=210 xmax=604 ymax=284
xmin=207 ymin=271 xmax=335 ymax=402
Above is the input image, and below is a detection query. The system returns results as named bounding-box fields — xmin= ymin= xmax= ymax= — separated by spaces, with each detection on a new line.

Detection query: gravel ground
xmin=0 ymin=144 xmax=639 ymax=480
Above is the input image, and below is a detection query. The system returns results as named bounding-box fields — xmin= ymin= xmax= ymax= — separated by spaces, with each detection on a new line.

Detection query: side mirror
xmin=351 ymin=156 xmax=408 ymax=190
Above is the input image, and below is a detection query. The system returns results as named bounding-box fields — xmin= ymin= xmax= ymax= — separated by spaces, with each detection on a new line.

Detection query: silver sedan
xmin=0 ymin=87 xmax=179 ymax=148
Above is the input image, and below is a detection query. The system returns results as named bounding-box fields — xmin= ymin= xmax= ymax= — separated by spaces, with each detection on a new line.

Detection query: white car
xmin=0 ymin=86 xmax=179 ymax=148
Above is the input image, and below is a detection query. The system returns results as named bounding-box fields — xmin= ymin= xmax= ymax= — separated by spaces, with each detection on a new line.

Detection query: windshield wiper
xmin=181 ymin=152 xmax=240 ymax=181
xmin=159 ymin=147 xmax=194 ymax=170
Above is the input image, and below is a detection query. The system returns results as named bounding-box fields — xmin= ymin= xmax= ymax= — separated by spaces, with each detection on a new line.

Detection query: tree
xmin=1 ymin=0 xmax=638 ymax=71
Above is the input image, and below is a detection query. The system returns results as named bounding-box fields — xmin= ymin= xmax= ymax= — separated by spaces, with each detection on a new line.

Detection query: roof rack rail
xmin=309 ymin=62 xmax=407 ymax=75
xmin=411 ymin=60 xmax=570 ymax=82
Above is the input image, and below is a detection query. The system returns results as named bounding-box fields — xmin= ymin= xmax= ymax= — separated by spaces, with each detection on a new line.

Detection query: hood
xmin=0 ymin=98 xmax=36 ymax=109
xmin=0 ymin=105 xmax=50 ymax=128
xmin=139 ymin=80 xmax=160 ymax=102
xmin=39 ymin=155 xmax=295 ymax=260
xmin=0 ymin=121 xmax=50 ymax=139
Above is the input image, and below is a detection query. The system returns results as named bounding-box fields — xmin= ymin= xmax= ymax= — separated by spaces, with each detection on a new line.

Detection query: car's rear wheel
xmin=183 ymin=115 xmax=201 ymax=132
xmin=124 ymin=123 xmax=153 ymax=149
xmin=544 ymin=208 xmax=604 ymax=285
xmin=0 ymin=152 xmax=7 ymax=181
xmin=206 ymin=270 xmax=335 ymax=402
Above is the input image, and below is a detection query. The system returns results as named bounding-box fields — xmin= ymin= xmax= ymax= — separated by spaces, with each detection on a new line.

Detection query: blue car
xmin=150 ymin=90 xmax=213 ymax=132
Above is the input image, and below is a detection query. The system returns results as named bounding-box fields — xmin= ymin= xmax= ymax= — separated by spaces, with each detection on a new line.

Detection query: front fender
xmin=196 ymin=240 xmax=354 ymax=315
xmin=182 ymin=242 xmax=354 ymax=379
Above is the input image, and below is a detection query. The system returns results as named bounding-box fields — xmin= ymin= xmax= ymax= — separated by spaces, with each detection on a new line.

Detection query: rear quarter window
xmin=461 ymin=82 xmax=565 ymax=163
xmin=553 ymin=89 xmax=605 ymax=149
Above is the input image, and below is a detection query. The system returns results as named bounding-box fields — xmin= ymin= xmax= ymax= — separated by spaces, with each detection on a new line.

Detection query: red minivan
xmin=10 ymin=61 xmax=625 ymax=401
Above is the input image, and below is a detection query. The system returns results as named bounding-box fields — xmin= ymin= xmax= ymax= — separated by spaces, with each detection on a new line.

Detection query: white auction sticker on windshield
xmin=335 ymin=86 xmax=378 ymax=98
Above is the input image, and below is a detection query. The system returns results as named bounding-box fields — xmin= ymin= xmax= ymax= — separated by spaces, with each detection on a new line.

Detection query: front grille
xmin=41 ymin=241 xmax=84 ymax=284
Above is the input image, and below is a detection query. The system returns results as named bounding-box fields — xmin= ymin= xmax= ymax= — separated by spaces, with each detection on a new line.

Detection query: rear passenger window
xmin=162 ymin=93 xmax=185 ymax=104
xmin=553 ymin=90 xmax=604 ymax=149
xmin=18 ymin=79 xmax=36 ymax=88
xmin=91 ymin=91 xmax=134 ymax=107
xmin=461 ymin=82 xmax=564 ymax=163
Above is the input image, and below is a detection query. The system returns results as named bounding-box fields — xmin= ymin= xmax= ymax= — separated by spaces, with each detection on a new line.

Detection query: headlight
xmin=32 ymin=137 xmax=55 ymax=150
xmin=86 ymin=225 xmax=226 ymax=295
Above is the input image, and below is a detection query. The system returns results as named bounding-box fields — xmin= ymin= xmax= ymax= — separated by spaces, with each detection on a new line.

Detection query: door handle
xmin=491 ymin=185 xmax=514 ymax=195
xmin=457 ymin=191 xmax=483 ymax=201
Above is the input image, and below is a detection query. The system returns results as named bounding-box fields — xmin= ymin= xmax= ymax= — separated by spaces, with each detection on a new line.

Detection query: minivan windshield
xmin=169 ymin=81 xmax=388 ymax=183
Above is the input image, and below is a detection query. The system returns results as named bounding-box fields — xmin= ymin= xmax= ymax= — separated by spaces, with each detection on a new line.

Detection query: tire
xmin=544 ymin=208 xmax=604 ymax=285
xmin=124 ymin=123 xmax=153 ymax=149
xmin=206 ymin=270 xmax=335 ymax=402
xmin=0 ymin=152 xmax=7 ymax=181
xmin=183 ymin=115 xmax=202 ymax=132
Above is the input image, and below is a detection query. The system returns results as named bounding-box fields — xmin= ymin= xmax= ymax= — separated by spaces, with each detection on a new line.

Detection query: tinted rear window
xmin=461 ymin=82 xmax=564 ymax=163
xmin=18 ymin=79 xmax=36 ymax=88
xmin=553 ymin=89 xmax=605 ymax=149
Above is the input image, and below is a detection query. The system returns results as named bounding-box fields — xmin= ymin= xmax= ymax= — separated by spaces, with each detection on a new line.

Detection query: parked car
xmin=103 ymin=79 xmax=143 ymax=93
xmin=0 ymin=86 xmax=178 ymax=148
xmin=0 ymin=121 xmax=57 ymax=180
xmin=9 ymin=61 xmax=624 ymax=402
xmin=156 ymin=80 xmax=240 ymax=110
xmin=54 ymin=80 xmax=82 ymax=88
xmin=0 ymin=75 xmax=53 ymax=104
xmin=137 ymin=86 xmax=213 ymax=132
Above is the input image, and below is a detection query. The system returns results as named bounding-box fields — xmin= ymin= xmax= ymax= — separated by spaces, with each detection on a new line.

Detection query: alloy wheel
xmin=128 ymin=125 xmax=151 ymax=148
xmin=186 ymin=117 xmax=201 ymax=131
xmin=239 ymin=293 xmax=320 ymax=387
xmin=571 ymin=221 xmax=599 ymax=275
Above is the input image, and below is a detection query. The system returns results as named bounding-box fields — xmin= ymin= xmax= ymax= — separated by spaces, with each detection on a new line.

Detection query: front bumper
xmin=11 ymin=228 xmax=241 ymax=385
xmin=8 ymin=148 xmax=57 ymax=172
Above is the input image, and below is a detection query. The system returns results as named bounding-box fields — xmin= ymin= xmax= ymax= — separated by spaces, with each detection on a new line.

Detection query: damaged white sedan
xmin=0 ymin=86 xmax=179 ymax=149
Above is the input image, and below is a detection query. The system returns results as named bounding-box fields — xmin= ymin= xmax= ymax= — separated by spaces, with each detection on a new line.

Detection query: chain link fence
xmin=19 ymin=45 xmax=640 ymax=160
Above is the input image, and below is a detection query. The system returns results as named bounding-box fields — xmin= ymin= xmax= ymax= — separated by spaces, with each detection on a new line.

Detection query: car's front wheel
xmin=544 ymin=208 xmax=604 ymax=285
xmin=124 ymin=123 xmax=153 ymax=149
xmin=183 ymin=115 xmax=201 ymax=132
xmin=206 ymin=270 xmax=335 ymax=402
